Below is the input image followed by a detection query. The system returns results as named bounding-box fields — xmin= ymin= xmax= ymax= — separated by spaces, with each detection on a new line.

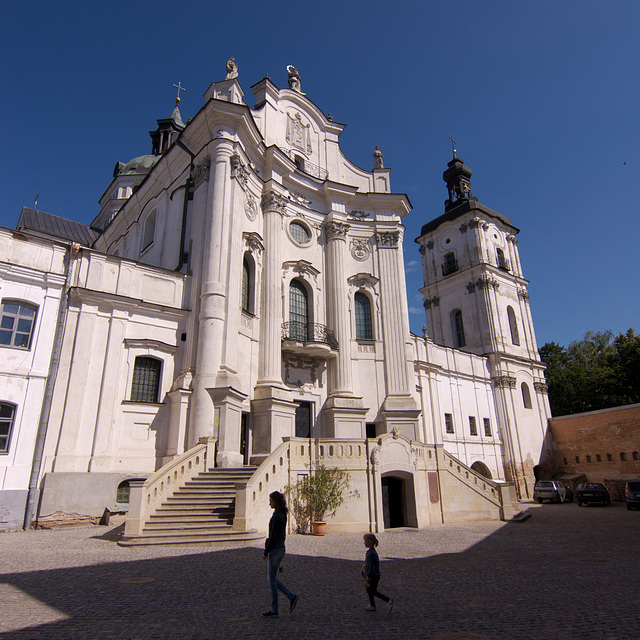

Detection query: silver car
xmin=533 ymin=480 xmax=572 ymax=503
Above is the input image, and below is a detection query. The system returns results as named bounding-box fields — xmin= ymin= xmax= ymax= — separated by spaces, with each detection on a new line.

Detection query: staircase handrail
xmin=124 ymin=437 xmax=217 ymax=536
xmin=233 ymin=439 xmax=294 ymax=532
xmin=437 ymin=445 xmax=502 ymax=507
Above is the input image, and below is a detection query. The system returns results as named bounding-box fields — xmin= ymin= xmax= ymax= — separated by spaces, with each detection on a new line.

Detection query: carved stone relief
xmin=245 ymin=194 xmax=258 ymax=221
xmin=261 ymin=190 xmax=287 ymax=214
xmin=350 ymin=239 xmax=370 ymax=261
xmin=325 ymin=221 xmax=350 ymax=241
xmin=190 ymin=156 xmax=210 ymax=189
xmin=285 ymin=112 xmax=312 ymax=154
xmin=376 ymin=231 xmax=399 ymax=248
xmin=493 ymin=376 xmax=517 ymax=389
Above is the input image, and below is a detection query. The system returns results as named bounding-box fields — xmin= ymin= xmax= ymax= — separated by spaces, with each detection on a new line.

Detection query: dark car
xmin=575 ymin=483 xmax=611 ymax=506
xmin=533 ymin=480 xmax=573 ymax=503
xmin=625 ymin=480 xmax=640 ymax=510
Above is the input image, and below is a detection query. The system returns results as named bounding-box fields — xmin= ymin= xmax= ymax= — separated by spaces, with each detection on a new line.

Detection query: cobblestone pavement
xmin=1 ymin=501 xmax=639 ymax=640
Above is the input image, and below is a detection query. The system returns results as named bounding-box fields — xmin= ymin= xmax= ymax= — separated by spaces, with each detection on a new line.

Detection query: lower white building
xmin=0 ymin=63 xmax=552 ymax=535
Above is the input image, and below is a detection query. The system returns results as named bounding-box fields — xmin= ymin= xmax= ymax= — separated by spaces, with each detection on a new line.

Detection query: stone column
xmin=189 ymin=137 xmax=235 ymax=447
xmin=325 ymin=219 xmax=353 ymax=396
xmin=257 ymin=189 xmax=287 ymax=386
xmin=252 ymin=189 xmax=297 ymax=458
xmin=376 ymin=230 xmax=419 ymax=438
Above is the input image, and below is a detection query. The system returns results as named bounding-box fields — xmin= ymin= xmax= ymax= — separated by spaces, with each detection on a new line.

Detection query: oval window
xmin=290 ymin=221 xmax=310 ymax=245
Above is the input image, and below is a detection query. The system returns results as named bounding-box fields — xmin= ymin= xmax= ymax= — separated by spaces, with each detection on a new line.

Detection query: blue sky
xmin=1 ymin=1 xmax=638 ymax=347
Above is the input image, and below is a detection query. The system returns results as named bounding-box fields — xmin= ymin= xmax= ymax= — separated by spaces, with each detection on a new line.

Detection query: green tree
xmin=539 ymin=329 xmax=640 ymax=416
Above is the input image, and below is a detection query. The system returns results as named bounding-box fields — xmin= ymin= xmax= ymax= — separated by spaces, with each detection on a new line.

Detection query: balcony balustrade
xmin=281 ymin=321 xmax=338 ymax=357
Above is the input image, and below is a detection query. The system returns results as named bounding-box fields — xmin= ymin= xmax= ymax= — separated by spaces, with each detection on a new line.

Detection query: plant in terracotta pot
xmin=287 ymin=463 xmax=358 ymax=535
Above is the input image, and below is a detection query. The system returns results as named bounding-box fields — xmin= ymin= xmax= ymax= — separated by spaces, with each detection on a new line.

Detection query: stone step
xmin=118 ymin=529 xmax=264 ymax=547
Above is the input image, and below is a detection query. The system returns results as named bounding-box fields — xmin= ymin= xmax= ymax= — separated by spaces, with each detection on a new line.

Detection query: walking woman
xmin=262 ymin=491 xmax=298 ymax=617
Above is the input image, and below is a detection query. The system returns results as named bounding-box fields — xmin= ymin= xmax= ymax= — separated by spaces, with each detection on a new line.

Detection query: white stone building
xmin=0 ymin=63 xmax=551 ymax=536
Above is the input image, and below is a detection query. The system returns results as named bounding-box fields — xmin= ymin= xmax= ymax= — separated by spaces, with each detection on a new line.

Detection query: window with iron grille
xmin=0 ymin=402 xmax=16 ymax=453
xmin=483 ymin=418 xmax=492 ymax=437
xmin=290 ymin=221 xmax=310 ymax=245
xmin=130 ymin=357 xmax=162 ymax=403
xmin=469 ymin=416 xmax=477 ymax=436
xmin=355 ymin=292 xmax=373 ymax=340
xmin=0 ymin=301 xmax=37 ymax=349
xmin=444 ymin=413 xmax=454 ymax=434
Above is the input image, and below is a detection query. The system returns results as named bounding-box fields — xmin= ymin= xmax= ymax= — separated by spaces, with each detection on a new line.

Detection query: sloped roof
xmin=17 ymin=207 xmax=100 ymax=246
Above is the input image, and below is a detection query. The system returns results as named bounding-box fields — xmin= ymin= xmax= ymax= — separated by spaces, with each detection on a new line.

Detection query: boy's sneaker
xmin=289 ymin=595 xmax=298 ymax=612
xmin=262 ymin=611 xmax=278 ymax=617
xmin=388 ymin=598 xmax=394 ymax=612
xmin=365 ymin=605 xmax=377 ymax=612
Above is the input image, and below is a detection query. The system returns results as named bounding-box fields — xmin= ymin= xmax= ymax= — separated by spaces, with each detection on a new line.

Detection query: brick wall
xmin=548 ymin=404 xmax=640 ymax=500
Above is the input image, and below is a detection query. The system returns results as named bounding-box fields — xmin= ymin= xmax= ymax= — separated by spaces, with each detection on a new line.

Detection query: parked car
xmin=625 ymin=480 xmax=640 ymax=510
xmin=575 ymin=483 xmax=611 ymax=506
xmin=533 ymin=480 xmax=572 ymax=503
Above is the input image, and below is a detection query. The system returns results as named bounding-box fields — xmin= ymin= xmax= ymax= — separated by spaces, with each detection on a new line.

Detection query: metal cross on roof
xmin=449 ymin=134 xmax=457 ymax=158
xmin=173 ymin=82 xmax=186 ymax=99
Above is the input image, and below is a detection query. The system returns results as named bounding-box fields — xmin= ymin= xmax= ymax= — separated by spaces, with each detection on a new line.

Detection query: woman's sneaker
xmin=365 ymin=605 xmax=377 ymax=612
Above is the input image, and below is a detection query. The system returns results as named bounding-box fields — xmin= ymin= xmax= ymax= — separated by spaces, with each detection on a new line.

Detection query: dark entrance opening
xmin=295 ymin=402 xmax=312 ymax=438
xmin=366 ymin=423 xmax=377 ymax=439
xmin=240 ymin=413 xmax=249 ymax=465
xmin=382 ymin=476 xmax=405 ymax=529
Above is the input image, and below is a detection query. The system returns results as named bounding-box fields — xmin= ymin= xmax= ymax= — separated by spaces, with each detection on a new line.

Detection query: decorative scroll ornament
xmin=245 ymin=194 xmax=258 ymax=221
xmin=261 ymin=190 xmax=287 ymax=214
xmin=243 ymin=231 xmax=264 ymax=253
xmin=348 ymin=273 xmax=378 ymax=289
xmin=426 ymin=240 xmax=434 ymax=250
xmin=493 ymin=376 xmax=517 ymax=389
xmin=325 ymin=220 xmax=350 ymax=241
xmin=350 ymin=239 xmax=370 ymax=261
xmin=476 ymin=275 xmax=499 ymax=290
xmin=534 ymin=382 xmax=549 ymax=395
xmin=459 ymin=223 xmax=468 ymax=233
xmin=376 ymin=231 xmax=399 ymax=248
xmin=518 ymin=287 xmax=530 ymax=301
xmin=283 ymin=259 xmax=320 ymax=282
xmin=507 ymin=234 xmax=518 ymax=245
xmin=392 ymin=427 xmax=401 ymax=439
xmin=285 ymin=111 xmax=312 ymax=153
xmin=467 ymin=281 xmax=476 ymax=294
xmin=190 ymin=156 xmax=210 ymax=189
xmin=287 ymin=190 xmax=312 ymax=206
xmin=230 ymin=154 xmax=249 ymax=190
xmin=423 ymin=296 xmax=439 ymax=310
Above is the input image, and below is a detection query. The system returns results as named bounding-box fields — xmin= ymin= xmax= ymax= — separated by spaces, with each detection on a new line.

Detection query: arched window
xmin=0 ymin=402 xmax=16 ymax=453
xmin=521 ymin=382 xmax=532 ymax=409
xmin=130 ymin=356 xmax=162 ymax=403
xmin=507 ymin=306 xmax=520 ymax=346
xmin=354 ymin=292 xmax=373 ymax=340
xmin=0 ymin=301 xmax=38 ymax=349
xmin=142 ymin=210 xmax=157 ymax=251
xmin=442 ymin=251 xmax=458 ymax=276
xmin=633 ymin=451 xmax=639 ymax=461
xmin=620 ymin=452 xmax=627 ymax=462
xmin=289 ymin=279 xmax=309 ymax=341
xmin=451 ymin=309 xmax=466 ymax=348
xmin=496 ymin=248 xmax=508 ymax=270
xmin=241 ymin=254 xmax=255 ymax=315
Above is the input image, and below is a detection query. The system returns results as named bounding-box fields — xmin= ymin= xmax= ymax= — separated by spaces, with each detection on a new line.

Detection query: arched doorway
xmin=471 ymin=461 xmax=492 ymax=479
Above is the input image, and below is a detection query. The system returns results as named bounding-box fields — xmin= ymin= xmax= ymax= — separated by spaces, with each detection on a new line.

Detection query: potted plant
xmin=287 ymin=462 xmax=358 ymax=535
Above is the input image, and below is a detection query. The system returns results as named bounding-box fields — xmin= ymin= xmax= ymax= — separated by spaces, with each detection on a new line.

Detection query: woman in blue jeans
xmin=262 ymin=491 xmax=298 ymax=617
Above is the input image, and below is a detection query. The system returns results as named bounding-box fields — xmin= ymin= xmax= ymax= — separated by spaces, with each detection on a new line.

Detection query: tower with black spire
xmin=415 ymin=143 xmax=551 ymax=498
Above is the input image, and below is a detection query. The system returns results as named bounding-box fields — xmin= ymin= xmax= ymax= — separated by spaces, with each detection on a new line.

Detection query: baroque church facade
xmin=0 ymin=63 xmax=551 ymax=536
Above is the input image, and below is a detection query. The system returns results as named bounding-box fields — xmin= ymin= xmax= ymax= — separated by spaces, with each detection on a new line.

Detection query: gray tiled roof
xmin=17 ymin=207 xmax=100 ymax=246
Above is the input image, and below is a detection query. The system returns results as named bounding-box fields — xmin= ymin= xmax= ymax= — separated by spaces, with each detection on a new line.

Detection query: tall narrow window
xmin=507 ymin=306 xmax=520 ymax=346
xmin=130 ymin=357 xmax=162 ymax=403
xmin=142 ymin=210 xmax=157 ymax=251
xmin=241 ymin=255 xmax=255 ymax=314
xmin=496 ymin=248 xmax=509 ymax=270
xmin=444 ymin=413 xmax=454 ymax=434
xmin=451 ymin=309 xmax=466 ymax=348
xmin=354 ymin=292 xmax=373 ymax=340
xmin=0 ymin=402 xmax=16 ymax=453
xmin=521 ymin=382 xmax=532 ymax=409
xmin=289 ymin=279 xmax=308 ymax=341
xmin=483 ymin=418 xmax=492 ymax=437
xmin=0 ymin=301 xmax=37 ymax=349
xmin=469 ymin=416 xmax=478 ymax=436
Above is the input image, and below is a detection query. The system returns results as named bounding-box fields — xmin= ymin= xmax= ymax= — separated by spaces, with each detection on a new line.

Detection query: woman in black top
xmin=262 ymin=491 xmax=298 ymax=617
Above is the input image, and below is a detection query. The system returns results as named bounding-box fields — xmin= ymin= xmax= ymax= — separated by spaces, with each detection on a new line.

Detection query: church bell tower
xmin=416 ymin=141 xmax=551 ymax=498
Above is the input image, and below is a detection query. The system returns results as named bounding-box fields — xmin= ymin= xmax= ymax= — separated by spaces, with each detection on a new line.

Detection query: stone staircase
xmin=118 ymin=467 xmax=264 ymax=547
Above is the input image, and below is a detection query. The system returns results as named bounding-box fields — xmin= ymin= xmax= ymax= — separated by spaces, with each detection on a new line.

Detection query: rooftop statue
xmin=373 ymin=145 xmax=384 ymax=169
xmin=226 ymin=57 xmax=238 ymax=79
xmin=287 ymin=65 xmax=304 ymax=94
